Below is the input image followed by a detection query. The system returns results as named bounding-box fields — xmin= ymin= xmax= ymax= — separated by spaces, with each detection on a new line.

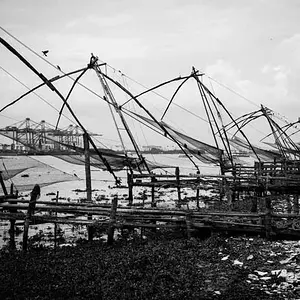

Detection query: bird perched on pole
xmin=42 ymin=50 xmax=49 ymax=57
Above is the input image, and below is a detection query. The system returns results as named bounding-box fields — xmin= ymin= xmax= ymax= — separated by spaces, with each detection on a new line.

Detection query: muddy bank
xmin=0 ymin=232 xmax=300 ymax=299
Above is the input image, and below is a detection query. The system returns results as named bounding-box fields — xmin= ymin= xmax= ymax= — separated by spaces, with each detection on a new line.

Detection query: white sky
xmin=0 ymin=0 xmax=300 ymax=148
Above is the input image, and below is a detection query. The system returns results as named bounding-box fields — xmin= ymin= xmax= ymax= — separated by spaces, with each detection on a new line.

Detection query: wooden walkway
xmin=1 ymin=194 xmax=300 ymax=251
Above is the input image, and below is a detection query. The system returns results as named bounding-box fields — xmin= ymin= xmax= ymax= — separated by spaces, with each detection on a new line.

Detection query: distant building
xmin=142 ymin=145 xmax=163 ymax=151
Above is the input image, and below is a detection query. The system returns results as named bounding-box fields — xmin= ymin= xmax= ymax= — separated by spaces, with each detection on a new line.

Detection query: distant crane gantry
xmin=0 ymin=118 xmax=100 ymax=153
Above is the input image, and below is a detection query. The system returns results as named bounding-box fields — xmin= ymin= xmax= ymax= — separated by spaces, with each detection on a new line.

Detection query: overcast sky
xmin=0 ymin=0 xmax=300 ymax=148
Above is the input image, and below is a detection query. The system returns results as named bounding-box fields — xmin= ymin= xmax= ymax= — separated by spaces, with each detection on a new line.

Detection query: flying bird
xmin=42 ymin=50 xmax=49 ymax=56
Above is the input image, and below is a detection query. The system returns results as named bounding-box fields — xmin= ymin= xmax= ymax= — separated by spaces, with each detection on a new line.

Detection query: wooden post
xmin=54 ymin=191 xmax=59 ymax=250
xmin=175 ymin=167 xmax=181 ymax=208
xmin=9 ymin=218 xmax=16 ymax=250
xmin=107 ymin=196 xmax=118 ymax=245
xmin=84 ymin=133 xmax=94 ymax=242
xmin=88 ymin=224 xmax=94 ymax=243
xmin=151 ymin=176 xmax=156 ymax=208
xmin=293 ymin=195 xmax=299 ymax=214
xmin=196 ymin=171 xmax=200 ymax=210
xmin=151 ymin=176 xmax=157 ymax=232
xmin=83 ymin=132 xmax=92 ymax=203
xmin=10 ymin=183 xmax=14 ymax=195
xmin=127 ymin=172 xmax=133 ymax=206
xmin=186 ymin=212 xmax=192 ymax=239
xmin=265 ymin=196 xmax=273 ymax=240
xmin=251 ymin=196 xmax=258 ymax=213
xmin=23 ymin=184 xmax=40 ymax=252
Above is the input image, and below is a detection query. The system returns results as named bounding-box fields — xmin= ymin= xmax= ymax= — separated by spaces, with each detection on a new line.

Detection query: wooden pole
xmin=9 ymin=219 xmax=16 ymax=250
xmin=251 ymin=196 xmax=258 ymax=213
xmin=196 ymin=171 xmax=200 ymax=209
xmin=83 ymin=132 xmax=92 ymax=203
xmin=128 ymin=172 xmax=133 ymax=206
xmin=23 ymin=184 xmax=40 ymax=252
xmin=186 ymin=212 xmax=192 ymax=239
xmin=265 ymin=196 xmax=273 ymax=240
xmin=7 ymin=181 xmax=16 ymax=250
xmin=84 ymin=132 xmax=94 ymax=241
xmin=107 ymin=196 xmax=118 ymax=245
xmin=175 ymin=167 xmax=181 ymax=208
xmin=54 ymin=191 xmax=59 ymax=250
xmin=151 ymin=176 xmax=157 ymax=232
xmin=10 ymin=183 xmax=14 ymax=195
xmin=151 ymin=176 xmax=156 ymax=208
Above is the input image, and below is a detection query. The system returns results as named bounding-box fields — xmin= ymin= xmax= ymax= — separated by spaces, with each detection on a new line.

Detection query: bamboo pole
xmin=0 ymin=202 xmax=268 ymax=218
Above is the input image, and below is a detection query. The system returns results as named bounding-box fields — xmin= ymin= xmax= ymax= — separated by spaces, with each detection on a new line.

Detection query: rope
xmin=0 ymin=65 xmax=76 ymax=125
xmin=0 ymin=26 xmax=107 ymax=104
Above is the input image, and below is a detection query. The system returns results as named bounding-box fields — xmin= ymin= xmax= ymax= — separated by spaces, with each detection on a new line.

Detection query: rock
xmin=278 ymin=269 xmax=288 ymax=278
xmin=255 ymin=270 xmax=268 ymax=276
xmin=248 ymin=274 xmax=259 ymax=281
xmin=233 ymin=259 xmax=243 ymax=266
xmin=221 ymin=255 xmax=229 ymax=261
xmin=260 ymin=276 xmax=272 ymax=281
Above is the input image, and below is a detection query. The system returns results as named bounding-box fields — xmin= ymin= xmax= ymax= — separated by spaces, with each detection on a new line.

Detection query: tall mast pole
xmin=92 ymin=58 xmax=150 ymax=173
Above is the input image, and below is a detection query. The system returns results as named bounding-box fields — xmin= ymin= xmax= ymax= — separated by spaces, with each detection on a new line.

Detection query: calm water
xmin=0 ymin=153 xmax=221 ymax=248
xmin=10 ymin=153 xmax=221 ymax=196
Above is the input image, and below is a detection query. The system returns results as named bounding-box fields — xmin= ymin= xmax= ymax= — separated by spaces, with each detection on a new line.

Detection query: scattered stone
xmin=260 ymin=276 xmax=272 ymax=281
xmin=248 ymin=274 xmax=259 ymax=281
xmin=221 ymin=255 xmax=229 ymax=261
xmin=255 ymin=270 xmax=268 ymax=276
xmin=233 ymin=259 xmax=243 ymax=266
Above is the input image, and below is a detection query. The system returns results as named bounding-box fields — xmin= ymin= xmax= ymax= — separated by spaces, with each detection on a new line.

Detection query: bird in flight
xmin=42 ymin=50 xmax=49 ymax=56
